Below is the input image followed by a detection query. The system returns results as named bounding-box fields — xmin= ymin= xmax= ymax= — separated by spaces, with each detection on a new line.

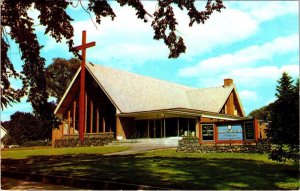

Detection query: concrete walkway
xmin=104 ymin=137 xmax=181 ymax=156
xmin=104 ymin=144 xmax=174 ymax=156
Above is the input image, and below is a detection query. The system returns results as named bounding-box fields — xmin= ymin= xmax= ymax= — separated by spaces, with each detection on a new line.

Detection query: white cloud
xmin=240 ymin=90 xmax=258 ymax=101
xmin=42 ymin=2 xmax=259 ymax=64
xmin=64 ymin=3 xmax=163 ymax=67
xmin=64 ymin=4 xmax=259 ymax=66
xmin=40 ymin=1 xmax=298 ymax=67
xmin=175 ymin=7 xmax=258 ymax=56
xmin=230 ymin=1 xmax=299 ymax=23
xmin=178 ymin=34 xmax=299 ymax=78
xmin=194 ymin=64 xmax=299 ymax=89
xmin=280 ymin=65 xmax=300 ymax=77
xmin=223 ymin=64 xmax=298 ymax=88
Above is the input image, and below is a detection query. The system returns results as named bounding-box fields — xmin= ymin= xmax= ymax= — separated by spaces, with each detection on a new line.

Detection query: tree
xmin=2 ymin=111 xmax=50 ymax=145
xmin=248 ymin=105 xmax=271 ymax=121
xmin=267 ymin=72 xmax=299 ymax=162
xmin=1 ymin=0 xmax=225 ymax=124
xmin=45 ymin=58 xmax=80 ymax=101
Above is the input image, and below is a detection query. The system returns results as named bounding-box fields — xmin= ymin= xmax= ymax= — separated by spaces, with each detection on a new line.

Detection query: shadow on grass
xmin=2 ymin=152 xmax=299 ymax=190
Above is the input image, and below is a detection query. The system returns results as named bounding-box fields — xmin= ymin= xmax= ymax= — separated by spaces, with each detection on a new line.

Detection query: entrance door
xmin=149 ymin=120 xmax=163 ymax=138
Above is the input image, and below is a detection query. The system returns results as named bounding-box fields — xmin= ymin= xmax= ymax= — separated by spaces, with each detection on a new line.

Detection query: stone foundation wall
xmin=54 ymin=133 xmax=114 ymax=148
xmin=177 ymin=137 xmax=271 ymax=153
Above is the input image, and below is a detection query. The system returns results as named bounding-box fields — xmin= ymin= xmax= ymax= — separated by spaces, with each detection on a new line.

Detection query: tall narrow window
xmin=202 ymin=124 xmax=214 ymax=141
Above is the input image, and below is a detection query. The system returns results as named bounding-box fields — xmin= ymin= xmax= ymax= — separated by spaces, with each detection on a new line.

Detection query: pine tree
xmin=268 ymin=72 xmax=299 ymax=162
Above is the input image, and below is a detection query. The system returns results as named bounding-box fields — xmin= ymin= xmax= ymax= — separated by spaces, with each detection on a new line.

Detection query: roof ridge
xmin=186 ymin=85 xmax=233 ymax=92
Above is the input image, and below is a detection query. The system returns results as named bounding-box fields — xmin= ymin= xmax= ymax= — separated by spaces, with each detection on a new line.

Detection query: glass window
xmin=202 ymin=124 xmax=214 ymax=141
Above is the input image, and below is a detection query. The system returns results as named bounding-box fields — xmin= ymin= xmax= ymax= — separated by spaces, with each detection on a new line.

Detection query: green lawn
xmin=2 ymin=148 xmax=299 ymax=190
xmin=1 ymin=146 xmax=130 ymax=159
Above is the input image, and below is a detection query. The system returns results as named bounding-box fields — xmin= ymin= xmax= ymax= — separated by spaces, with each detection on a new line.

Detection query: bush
xmin=55 ymin=133 xmax=114 ymax=148
xmin=21 ymin=140 xmax=51 ymax=147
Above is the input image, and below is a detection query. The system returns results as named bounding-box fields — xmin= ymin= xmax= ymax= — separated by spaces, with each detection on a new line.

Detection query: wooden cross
xmin=74 ymin=30 xmax=96 ymax=142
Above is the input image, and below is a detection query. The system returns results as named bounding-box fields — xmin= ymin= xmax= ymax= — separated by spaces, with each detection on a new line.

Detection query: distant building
xmin=53 ymin=63 xmax=260 ymax=145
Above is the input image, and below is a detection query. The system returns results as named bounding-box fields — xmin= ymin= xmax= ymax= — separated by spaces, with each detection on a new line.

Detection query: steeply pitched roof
xmin=55 ymin=63 xmax=245 ymax=116
xmin=86 ymin=63 xmax=192 ymax=113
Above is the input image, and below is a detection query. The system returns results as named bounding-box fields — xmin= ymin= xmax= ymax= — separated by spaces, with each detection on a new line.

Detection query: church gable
xmin=54 ymin=68 xmax=117 ymax=134
xmin=219 ymin=88 xmax=245 ymax=117
xmin=55 ymin=68 xmax=116 ymax=119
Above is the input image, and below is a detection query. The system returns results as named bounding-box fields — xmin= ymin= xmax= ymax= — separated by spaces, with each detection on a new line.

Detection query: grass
xmin=2 ymin=148 xmax=299 ymax=190
xmin=1 ymin=146 xmax=130 ymax=159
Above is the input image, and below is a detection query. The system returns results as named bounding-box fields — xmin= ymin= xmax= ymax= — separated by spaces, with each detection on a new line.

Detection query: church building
xmin=52 ymin=62 xmax=260 ymax=146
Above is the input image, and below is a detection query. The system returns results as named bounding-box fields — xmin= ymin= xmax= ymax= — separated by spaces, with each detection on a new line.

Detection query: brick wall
xmin=52 ymin=127 xmax=63 ymax=147
xmin=116 ymin=117 xmax=136 ymax=139
xmin=226 ymin=92 xmax=234 ymax=115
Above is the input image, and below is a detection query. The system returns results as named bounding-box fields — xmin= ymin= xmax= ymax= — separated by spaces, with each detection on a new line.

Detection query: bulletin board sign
xmin=218 ymin=124 xmax=243 ymax=140
xmin=244 ymin=122 xmax=255 ymax=140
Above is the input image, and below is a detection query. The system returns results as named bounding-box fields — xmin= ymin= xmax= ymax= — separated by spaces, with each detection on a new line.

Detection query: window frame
xmin=201 ymin=124 xmax=214 ymax=141
xmin=244 ymin=122 xmax=255 ymax=140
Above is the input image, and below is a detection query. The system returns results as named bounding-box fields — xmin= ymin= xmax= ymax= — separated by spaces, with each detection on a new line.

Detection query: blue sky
xmin=2 ymin=1 xmax=299 ymax=121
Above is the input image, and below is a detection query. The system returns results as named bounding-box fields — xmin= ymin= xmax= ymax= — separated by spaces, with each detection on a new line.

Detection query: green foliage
xmin=248 ymin=105 xmax=271 ymax=121
xmin=268 ymin=73 xmax=299 ymax=162
xmin=1 ymin=111 xmax=51 ymax=145
xmin=1 ymin=0 xmax=70 ymax=128
xmin=21 ymin=140 xmax=51 ymax=147
xmin=45 ymin=58 xmax=80 ymax=101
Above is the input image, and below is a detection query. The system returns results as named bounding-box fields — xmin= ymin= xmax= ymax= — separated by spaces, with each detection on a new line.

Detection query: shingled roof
xmin=55 ymin=63 xmax=245 ymax=116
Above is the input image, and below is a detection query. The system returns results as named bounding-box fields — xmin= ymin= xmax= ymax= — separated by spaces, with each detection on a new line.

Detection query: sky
xmin=1 ymin=1 xmax=299 ymax=122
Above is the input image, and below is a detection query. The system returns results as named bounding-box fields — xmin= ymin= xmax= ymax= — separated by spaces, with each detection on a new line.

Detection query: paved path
xmin=1 ymin=177 xmax=83 ymax=190
xmin=104 ymin=137 xmax=181 ymax=156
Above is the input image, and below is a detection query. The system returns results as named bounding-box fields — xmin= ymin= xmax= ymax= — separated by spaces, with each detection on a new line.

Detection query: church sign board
xmin=218 ymin=124 xmax=243 ymax=141
xmin=199 ymin=119 xmax=259 ymax=144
